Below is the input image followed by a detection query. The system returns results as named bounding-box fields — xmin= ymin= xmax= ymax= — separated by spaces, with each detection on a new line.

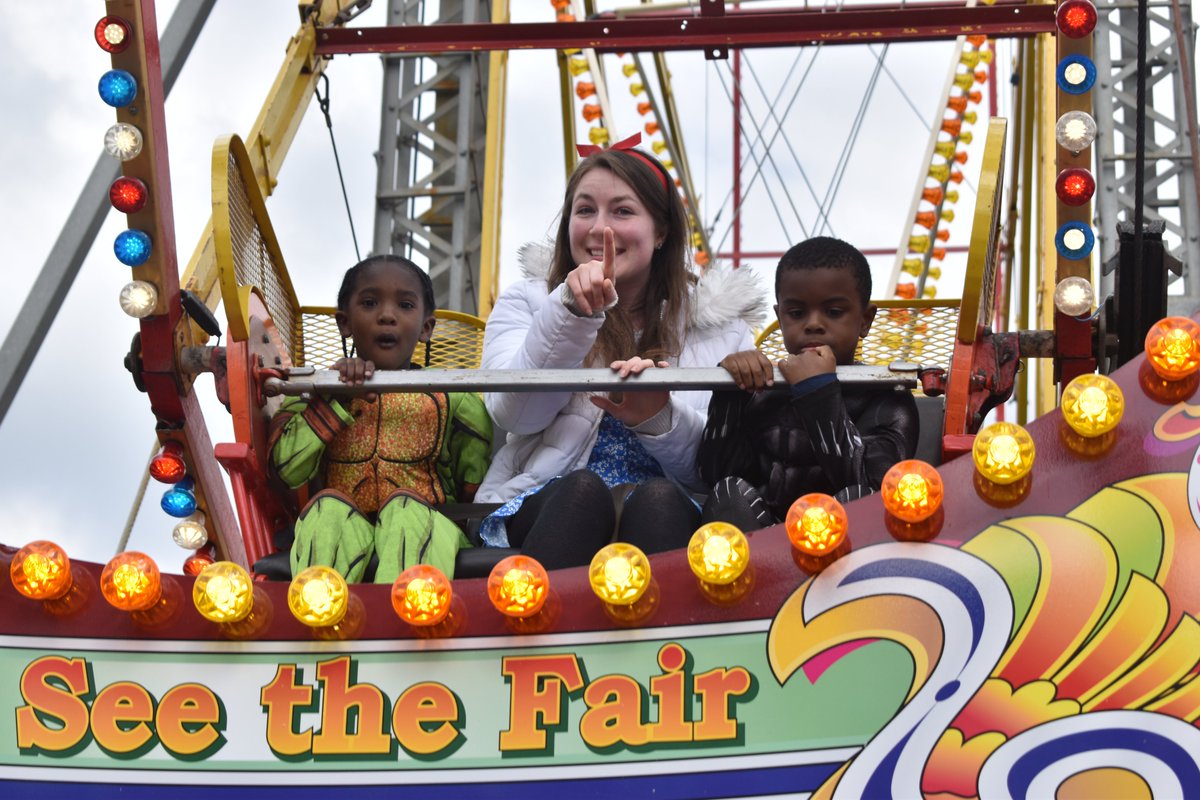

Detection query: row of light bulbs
xmin=97 ymin=16 xmax=214 ymax=571
xmin=95 ymin=16 xmax=161 ymax=321
xmin=896 ymin=35 xmax=991 ymax=302
xmin=20 ymin=309 xmax=1199 ymax=637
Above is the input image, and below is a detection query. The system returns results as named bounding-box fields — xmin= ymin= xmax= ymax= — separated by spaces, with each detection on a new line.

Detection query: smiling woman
xmin=475 ymin=144 xmax=765 ymax=570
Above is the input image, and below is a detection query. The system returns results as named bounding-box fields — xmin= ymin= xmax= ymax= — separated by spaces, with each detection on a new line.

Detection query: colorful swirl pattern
xmin=769 ymin=471 xmax=1200 ymax=799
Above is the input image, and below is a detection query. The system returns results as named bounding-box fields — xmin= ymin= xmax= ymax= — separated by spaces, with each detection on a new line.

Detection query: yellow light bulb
xmin=687 ymin=522 xmax=749 ymax=585
xmin=392 ymin=564 xmax=453 ymax=626
xmin=287 ymin=566 xmax=348 ymax=627
xmin=589 ymin=543 xmax=651 ymax=606
xmin=785 ymin=494 xmax=848 ymax=556
xmin=487 ymin=555 xmax=549 ymax=619
xmin=973 ymin=422 xmax=1036 ymax=484
xmin=881 ymin=460 xmax=944 ymax=522
xmin=1061 ymin=374 xmax=1124 ymax=437
xmin=567 ymin=56 xmax=589 ymax=76
xmin=101 ymin=551 xmax=162 ymax=612
xmin=192 ymin=561 xmax=254 ymax=624
xmin=10 ymin=541 xmax=73 ymax=601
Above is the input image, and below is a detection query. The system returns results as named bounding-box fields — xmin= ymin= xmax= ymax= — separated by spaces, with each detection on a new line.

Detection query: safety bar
xmin=262 ymin=362 xmax=920 ymax=397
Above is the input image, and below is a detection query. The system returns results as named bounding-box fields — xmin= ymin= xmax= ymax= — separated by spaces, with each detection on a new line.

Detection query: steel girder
xmin=374 ymin=0 xmax=488 ymax=313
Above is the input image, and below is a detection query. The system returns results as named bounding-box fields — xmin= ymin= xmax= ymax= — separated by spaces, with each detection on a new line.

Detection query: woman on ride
xmin=476 ymin=136 xmax=764 ymax=569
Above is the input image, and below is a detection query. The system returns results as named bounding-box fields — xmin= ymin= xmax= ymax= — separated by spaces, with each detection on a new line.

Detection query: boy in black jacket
xmin=699 ymin=237 xmax=919 ymax=530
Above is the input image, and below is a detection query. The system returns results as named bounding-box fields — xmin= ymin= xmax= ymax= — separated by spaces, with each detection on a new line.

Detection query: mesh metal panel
xmin=299 ymin=310 xmax=344 ymax=368
xmin=756 ymin=301 xmax=960 ymax=373
xmin=226 ymin=151 xmax=298 ymax=359
xmin=299 ymin=309 xmax=485 ymax=370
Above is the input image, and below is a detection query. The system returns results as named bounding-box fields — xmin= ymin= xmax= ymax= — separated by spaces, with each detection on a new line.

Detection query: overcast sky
xmin=0 ymin=1 xmax=987 ymax=573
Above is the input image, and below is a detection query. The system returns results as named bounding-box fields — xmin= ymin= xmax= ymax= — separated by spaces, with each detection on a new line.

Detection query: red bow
xmin=575 ymin=132 xmax=642 ymax=158
xmin=575 ymin=132 xmax=668 ymax=192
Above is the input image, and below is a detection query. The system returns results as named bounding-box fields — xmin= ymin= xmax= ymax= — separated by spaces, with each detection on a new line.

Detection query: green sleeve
xmin=438 ymin=392 xmax=493 ymax=502
xmin=269 ymin=395 xmax=355 ymax=489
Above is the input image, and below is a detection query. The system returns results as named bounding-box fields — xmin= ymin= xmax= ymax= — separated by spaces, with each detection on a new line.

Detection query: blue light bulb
xmin=1055 ymin=222 xmax=1095 ymax=261
xmin=1056 ymin=55 xmax=1096 ymax=96
xmin=114 ymin=230 xmax=152 ymax=266
xmin=161 ymin=486 xmax=198 ymax=518
xmin=98 ymin=70 xmax=138 ymax=108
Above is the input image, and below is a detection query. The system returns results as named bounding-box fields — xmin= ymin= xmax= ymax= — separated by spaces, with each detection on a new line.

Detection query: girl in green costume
xmin=269 ymin=255 xmax=492 ymax=582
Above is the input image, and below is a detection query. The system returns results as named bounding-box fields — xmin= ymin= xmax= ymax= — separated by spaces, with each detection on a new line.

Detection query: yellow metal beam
xmin=180 ymin=0 xmax=360 ymax=312
xmin=1036 ymin=31 xmax=1058 ymax=415
xmin=1017 ymin=40 xmax=1036 ymax=424
xmin=478 ymin=0 xmax=511 ymax=318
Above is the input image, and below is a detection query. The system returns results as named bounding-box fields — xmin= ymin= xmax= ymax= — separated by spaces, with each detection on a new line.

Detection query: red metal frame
xmin=111 ymin=0 xmax=241 ymax=564
xmin=314 ymin=5 xmax=1057 ymax=56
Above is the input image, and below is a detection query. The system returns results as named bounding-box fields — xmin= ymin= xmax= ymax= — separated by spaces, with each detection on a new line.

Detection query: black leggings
xmin=507 ymin=470 xmax=700 ymax=570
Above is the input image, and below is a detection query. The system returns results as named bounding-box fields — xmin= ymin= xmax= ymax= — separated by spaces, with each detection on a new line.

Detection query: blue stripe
xmin=838 ymin=557 xmax=986 ymax=652
xmin=1 ymin=762 xmax=842 ymax=799
xmin=1007 ymin=728 xmax=1200 ymax=800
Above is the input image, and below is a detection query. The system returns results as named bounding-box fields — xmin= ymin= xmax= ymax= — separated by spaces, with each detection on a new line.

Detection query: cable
xmin=814 ymin=44 xmax=888 ymax=237
xmin=709 ymin=49 xmax=820 ymax=257
xmin=315 ymin=72 xmax=362 ymax=262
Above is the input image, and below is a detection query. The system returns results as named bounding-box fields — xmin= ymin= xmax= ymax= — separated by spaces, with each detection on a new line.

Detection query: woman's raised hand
xmin=590 ymin=358 xmax=670 ymax=426
xmin=566 ymin=227 xmax=619 ymax=316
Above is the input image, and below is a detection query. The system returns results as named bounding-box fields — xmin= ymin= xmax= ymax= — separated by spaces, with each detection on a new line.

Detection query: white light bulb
xmin=172 ymin=514 xmax=208 ymax=550
xmin=1054 ymin=276 xmax=1095 ymax=316
xmin=104 ymin=123 xmax=143 ymax=161
xmin=1062 ymin=228 xmax=1088 ymax=251
xmin=1055 ymin=111 xmax=1097 ymax=155
xmin=119 ymin=281 xmax=158 ymax=318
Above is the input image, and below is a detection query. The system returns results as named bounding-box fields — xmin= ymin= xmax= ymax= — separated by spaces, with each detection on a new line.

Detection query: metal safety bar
xmin=263 ymin=363 xmax=919 ymax=397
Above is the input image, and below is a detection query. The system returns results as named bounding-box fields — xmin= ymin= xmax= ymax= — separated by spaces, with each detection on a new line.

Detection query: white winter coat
xmin=476 ymin=252 xmax=765 ymax=503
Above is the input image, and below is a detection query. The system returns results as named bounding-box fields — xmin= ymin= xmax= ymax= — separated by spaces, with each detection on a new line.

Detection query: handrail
xmin=263 ymin=364 xmax=920 ymax=397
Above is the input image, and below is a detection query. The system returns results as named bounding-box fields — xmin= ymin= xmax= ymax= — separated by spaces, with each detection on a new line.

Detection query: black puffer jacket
xmin=699 ymin=377 xmax=920 ymax=520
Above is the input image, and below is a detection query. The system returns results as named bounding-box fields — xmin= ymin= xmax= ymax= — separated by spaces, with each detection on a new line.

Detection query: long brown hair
xmin=548 ymin=149 xmax=694 ymax=365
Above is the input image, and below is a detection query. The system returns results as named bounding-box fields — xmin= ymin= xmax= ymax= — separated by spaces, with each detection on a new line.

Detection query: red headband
xmin=576 ymin=132 xmax=670 ymax=193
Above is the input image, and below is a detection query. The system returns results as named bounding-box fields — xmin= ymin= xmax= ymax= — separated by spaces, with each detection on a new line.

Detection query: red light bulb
xmin=149 ymin=441 xmax=187 ymax=484
xmin=109 ymin=177 xmax=148 ymax=214
xmin=94 ymin=16 xmax=132 ymax=53
xmin=184 ymin=552 xmax=216 ymax=576
xmin=1056 ymin=0 xmax=1097 ymax=38
xmin=1056 ymin=168 xmax=1096 ymax=206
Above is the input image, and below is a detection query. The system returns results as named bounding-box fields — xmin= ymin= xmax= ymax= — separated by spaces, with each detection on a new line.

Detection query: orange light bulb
xmin=1145 ymin=317 xmax=1200 ymax=380
xmin=487 ymin=555 xmax=549 ymax=618
xmin=101 ymin=551 xmax=162 ymax=611
xmin=10 ymin=541 xmax=72 ymax=600
xmin=881 ymin=460 xmax=944 ymax=522
xmin=392 ymin=564 xmax=453 ymax=626
xmin=785 ymin=494 xmax=848 ymax=556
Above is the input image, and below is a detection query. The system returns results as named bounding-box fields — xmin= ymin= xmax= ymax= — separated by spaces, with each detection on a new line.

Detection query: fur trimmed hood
xmin=516 ymin=239 xmax=767 ymax=331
